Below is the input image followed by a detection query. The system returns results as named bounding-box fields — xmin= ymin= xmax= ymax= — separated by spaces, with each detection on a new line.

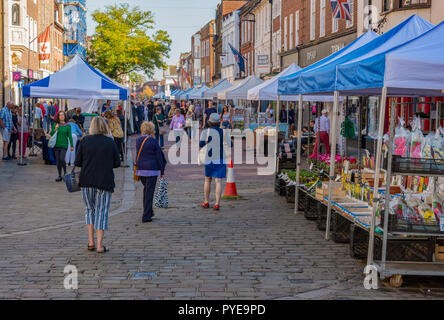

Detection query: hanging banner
xmin=38 ymin=26 xmax=51 ymax=61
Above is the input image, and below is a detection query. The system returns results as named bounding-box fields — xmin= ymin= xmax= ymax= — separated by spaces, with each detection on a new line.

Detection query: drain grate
xmin=131 ymin=272 xmax=158 ymax=280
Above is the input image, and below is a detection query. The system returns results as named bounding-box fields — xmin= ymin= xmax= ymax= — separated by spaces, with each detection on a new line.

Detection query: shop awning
xmin=218 ymin=76 xmax=263 ymax=100
xmin=23 ymin=55 xmax=130 ymax=100
xmin=189 ymin=85 xmax=209 ymax=99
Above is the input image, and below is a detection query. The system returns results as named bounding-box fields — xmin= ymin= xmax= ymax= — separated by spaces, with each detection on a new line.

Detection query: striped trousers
xmin=81 ymin=187 xmax=112 ymax=231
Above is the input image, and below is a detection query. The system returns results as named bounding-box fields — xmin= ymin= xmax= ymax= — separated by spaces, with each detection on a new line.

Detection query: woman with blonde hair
xmin=75 ymin=116 xmax=121 ymax=253
xmin=135 ymin=121 xmax=166 ymax=223
xmin=104 ymin=110 xmax=125 ymax=161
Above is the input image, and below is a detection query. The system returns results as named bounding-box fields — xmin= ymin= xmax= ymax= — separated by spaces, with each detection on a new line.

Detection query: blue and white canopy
xmin=183 ymin=87 xmax=199 ymax=100
xmin=278 ymin=29 xmax=379 ymax=96
xmin=218 ymin=76 xmax=263 ymax=100
xmin=203 ymin=79 xmax=231 ymax=100
xmin=336 ymin=21 xmax=444 ymax=96
xmin=247 ymin=63 xmax=338 ymax=102
xmin=189 ymin=85 xmax=209 ymax=99
xmin=280 ymin=15 xmax=434 ymax=95
xmin=23 ymin=55 xmax=130 ymax=100
xmin=178 ymin=88 xmax=193 ymax=100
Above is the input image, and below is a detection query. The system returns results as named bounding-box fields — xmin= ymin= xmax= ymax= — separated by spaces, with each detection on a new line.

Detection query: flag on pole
xmin=38 ymin=26 xmax=51 ymax=61
xmin=182 ymin=69 xmax=192 ymax=85
xmin=229 ymin=44 xmax=245 ymax=73
xmin=330 ymin=0 xmax=352 ymax=21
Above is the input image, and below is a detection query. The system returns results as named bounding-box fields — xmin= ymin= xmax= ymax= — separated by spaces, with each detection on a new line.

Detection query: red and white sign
xmin=38 ymin=26 xmax=51 ymax=61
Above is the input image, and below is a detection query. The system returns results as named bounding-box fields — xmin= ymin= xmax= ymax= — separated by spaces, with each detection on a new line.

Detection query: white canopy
xmin=218 ymin=76 xmax=263 ymax=100
xmin=217 ymin=79 xmax=243 ymax=100
xmin=23 ymin=55 xmax=130 ymax=100
xmin=247 ymin=63 xmax=338 ymax=102
xmin=204 ymin=79 xmax=232 ymax=100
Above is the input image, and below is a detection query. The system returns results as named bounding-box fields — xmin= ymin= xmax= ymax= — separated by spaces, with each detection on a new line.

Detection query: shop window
xmin=399 ymin=0 xmax=430 ymax=8
xmin=382 ymin=0 xmax=391 ymax=11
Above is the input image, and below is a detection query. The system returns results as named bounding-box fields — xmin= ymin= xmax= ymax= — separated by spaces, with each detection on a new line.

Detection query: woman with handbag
xmin=200 ymin=113 xmax=227 ymax=211
xmin=220 ymin=105 xmax=232 ymax=129
xmin=75 ymin=116 xmax=121 ymax=253
xmin=49 ymin=111 xmax=74 ymax=182
xmin=185 ymin=106 xmax=195 ymax=138
xmin=135 ymin=121 xmax=166 ymax=223
xmin=153 ymin=107 xmax=166 ymax=149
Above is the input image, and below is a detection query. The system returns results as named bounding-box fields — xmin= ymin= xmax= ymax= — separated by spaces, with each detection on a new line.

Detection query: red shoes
xmin=201 ymin=202 xmax=210 ymax=209
xmin=201 ymin=202 xmax=220 ymax=211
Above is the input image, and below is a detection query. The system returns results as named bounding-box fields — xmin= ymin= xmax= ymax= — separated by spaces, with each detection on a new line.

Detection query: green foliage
xmin=86 ymin=3 xmax=171 ymax=81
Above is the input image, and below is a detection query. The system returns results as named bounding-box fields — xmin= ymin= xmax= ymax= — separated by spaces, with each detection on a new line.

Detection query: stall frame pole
xmin=18 ymin=96 xmax=26 ymax=166
xmin=123 ymin=99 xmax=128 ymax=167
xmin=325 ymin=91 xmax=340 ymax=240
xmin=274 ymin=96 xmax=281 ymax=184
xmin=381 ymin=97 xmax=395 ymax=273
xmin=294 ymin=94 xmax=303 ymax=214
xmin=367 ymin=86 xmax=388 ymax=265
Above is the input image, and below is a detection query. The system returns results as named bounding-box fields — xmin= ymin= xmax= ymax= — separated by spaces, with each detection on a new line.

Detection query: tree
xmin=87 ymin=3 xmax=171 ymax=81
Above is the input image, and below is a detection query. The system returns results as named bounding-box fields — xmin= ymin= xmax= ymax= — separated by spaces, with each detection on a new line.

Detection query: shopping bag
xmin=65 ymin=168 xmax=81 ymax=193
xmin=48 ymin=131 xmax=58 ymax=148
xmin=154 ymin=177 xmax=168 ymax=208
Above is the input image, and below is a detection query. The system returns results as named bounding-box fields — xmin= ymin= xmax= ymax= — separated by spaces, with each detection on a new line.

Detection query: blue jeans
xmin=156 ymin=133 xmax=164 ymax=148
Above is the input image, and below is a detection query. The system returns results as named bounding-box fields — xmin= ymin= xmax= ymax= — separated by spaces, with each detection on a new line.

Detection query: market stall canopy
xmin=247 ymin=63 xmax=339 ymax=102
xmin=171 ymin=90 xmax=183 ymax=99
xmin=23 ymin=55 xmax=130 ymax=100
xmin=178 ymin=88 xmax=193 ymax=100
xmin=217 ymin=79 xmax=244 ymax=100
xmin=278 ymin=29 xmax=379 ymax=96
xmin=189 ymin=85 xmax=209 ymax=99
xmin=219 ymin=76 xmax=264 ymax=100
xmin=183 ymin=87 xmax=199 ymax=100
xmin=336 ymin=21 xmax=444 ymax=96
xmin=204 ymin=79 xmax=231 ymax=99
xmin=288 ymin=15 xmax=435 ymax=95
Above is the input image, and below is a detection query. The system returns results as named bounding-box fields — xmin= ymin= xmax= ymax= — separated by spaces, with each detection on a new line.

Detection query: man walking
xmin=311 ymin=109 xmax=331 ymax=157
xmin=203 ymin=100 xmax=217 ymax=128
xmin=0 ymin=102 xmax=16 ymax=160
xmin=47 ymin=101 xmax=57 ymax=131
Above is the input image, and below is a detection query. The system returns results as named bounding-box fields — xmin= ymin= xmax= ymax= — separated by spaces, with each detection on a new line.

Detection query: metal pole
xmin=381 ymin=97 xmax=395 ymax=272
xmin=18 ymin=96 xmax=26 ymax=166
xmin=29 ymin=99 xmax=36 ymax=157
xmin=367 ymin=86 xmax=388 ymax=266
xmin=274 ymin=96 xmax=281 ymax=184
xmin=123 ymin=99 xmax=129 ymax=167
xmin=294 ymin=94 xmax=303 ymax=214
xmin=325 ymin=91 xmax=340 ymax=240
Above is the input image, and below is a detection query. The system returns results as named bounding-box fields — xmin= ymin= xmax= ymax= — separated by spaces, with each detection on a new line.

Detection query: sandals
xmin=200 ymin=202 xmax=210 ymax=209
xmin=213 ymin=204 xmax=220 ymax=211
xmin=97 ymin=246 xmax=108 ymax=254
xmin=87 ymin=244 xmax=95 ymax=251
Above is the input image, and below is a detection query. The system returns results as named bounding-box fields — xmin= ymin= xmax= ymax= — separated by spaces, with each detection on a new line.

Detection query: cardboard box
xmin=316 ymin=183 xmax=346 ymax=198
xmin=436 ymin=243 xmax=444 ymax=261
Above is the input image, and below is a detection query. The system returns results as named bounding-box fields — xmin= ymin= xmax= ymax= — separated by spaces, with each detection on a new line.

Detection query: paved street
xmin=0 ymin=136 xmax=444 ymax=300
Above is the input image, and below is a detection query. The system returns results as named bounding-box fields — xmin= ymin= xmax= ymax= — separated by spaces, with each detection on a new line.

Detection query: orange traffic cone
xmin=222 ymin=160 xmax=241 ymax=199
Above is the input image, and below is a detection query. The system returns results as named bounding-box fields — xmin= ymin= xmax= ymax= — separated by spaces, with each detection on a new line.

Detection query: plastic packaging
xmin=432 ymin=194 xmax=444 ymax=224
xmin=432 ymin=129 xmax=444 ymax=160
xmin=409 ymin=117 xmax=424 ymax=159
xmin=421 ymin=132 xmax=434 ymax=159
xmin=393 ymin=117 xmax=410 ymax=157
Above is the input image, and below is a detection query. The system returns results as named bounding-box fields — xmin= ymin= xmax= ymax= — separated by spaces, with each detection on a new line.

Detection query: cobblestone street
xmin=0 ymin=136 xmax=444 ymax=300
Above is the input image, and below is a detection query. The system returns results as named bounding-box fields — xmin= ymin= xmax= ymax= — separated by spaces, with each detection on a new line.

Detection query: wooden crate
xmin=436 ymin=243 xmax=444 ymax=261
xmin=316 ymin=182 xmax=346 ymax=199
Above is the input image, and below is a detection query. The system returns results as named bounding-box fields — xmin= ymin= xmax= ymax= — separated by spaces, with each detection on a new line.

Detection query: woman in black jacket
xmin=75 ymin=116 xmax=121 ymax=253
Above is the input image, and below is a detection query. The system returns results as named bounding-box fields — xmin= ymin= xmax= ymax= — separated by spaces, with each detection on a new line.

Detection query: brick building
xmin=178 ymin=52 xmax=192 ymax=90
xmin=214 ymin=0 xmax=248 ymax=82
xmin=239 ymin=0 xmax=259 ymax=77
xmin=199 ymin=20 xmax=216 ymax=86
xmin=191 ymin=32 xmax=201 ymax=86
xmin=279 ymin=0 xmax=357 ymax=69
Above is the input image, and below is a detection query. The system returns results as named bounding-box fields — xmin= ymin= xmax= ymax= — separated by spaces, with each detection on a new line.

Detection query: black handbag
xmin=65 ymin=168 xmax=81 ymax=193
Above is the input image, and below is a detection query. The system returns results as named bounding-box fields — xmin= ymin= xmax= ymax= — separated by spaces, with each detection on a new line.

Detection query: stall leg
xmin=367 ymin=86 xmax=387 ymax=266
xmin=325 ymin=91 xmax=340 ymax=240
xmin=122 ymin=99 xmax=129 ymax=168
xmin=274 ymin=96 xmax=281 ymax=186
xmin=294 ymin=94 xmax=303 ymax=214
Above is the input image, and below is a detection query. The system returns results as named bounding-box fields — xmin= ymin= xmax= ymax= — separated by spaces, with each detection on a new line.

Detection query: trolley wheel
xmin=389 ymin=274 xmax=403 ymax=288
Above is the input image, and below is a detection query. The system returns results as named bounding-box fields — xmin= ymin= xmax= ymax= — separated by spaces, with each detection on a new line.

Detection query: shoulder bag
xmin=48 ymin=127 xmax=58 ymax=148
xmin=65 ymin=167 xmax=81 ymax=193
xmin=134 ymin=136 xmax=150 ymax=182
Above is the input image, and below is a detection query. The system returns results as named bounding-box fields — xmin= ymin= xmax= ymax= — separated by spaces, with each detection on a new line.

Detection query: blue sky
xmin=86 ymin=0 xmax=221 ymax=80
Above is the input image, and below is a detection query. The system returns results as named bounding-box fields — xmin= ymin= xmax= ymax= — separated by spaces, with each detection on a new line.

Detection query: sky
xmin=86 ymin=0 xmax=221 ymax=80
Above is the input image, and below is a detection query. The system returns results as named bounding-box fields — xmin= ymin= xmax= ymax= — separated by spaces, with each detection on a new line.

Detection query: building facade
xmin=357 ymin=0 xmax=444 ymax=36
xmin=61 ymin=0 xmax=87 ymax=59
xmin=200 ymin=20 xmax=216 ymax=86
xmin=253 ymin=0 xmax=272 ymax=76
xmin=221 ymin=9 xmax=241 ymax=82
xmin=178 ymin=52 xmax=192 ymax=90
xmin=279 ymin=0 xmax=357 ymax=69
xmin=191 ymin=32 xmax=201 ymax=86
xmin=271 ymin=0 xmax=281 ymax=73
xmin=239 ymin=0 xmax=258 ymax=77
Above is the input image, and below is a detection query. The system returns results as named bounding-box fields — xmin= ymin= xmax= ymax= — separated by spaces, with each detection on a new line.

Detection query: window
xmin=12 ymin=4 xmax=20 ymax=25
xmin=383 ymin=0 xmax=391 ymax=11
xmin=310 ymin=0 xmax=316 ymax=40
xmin=347 ymin=0 xmax=354 ymax=28
xmin=289 ymin=14 xmax=294 ymax=49
xmin=283 ymin=16 xmax=288 ymax=51
xmin=320 ymin=0 xmax=326 ymax=37
xmin=399 ymin=0 xmax=430 ymax=8
xmin=332 ymin=17 xmax=338 ymax=33
xmin=206 ymin=39 xmax=210 ymax=56
xmin=295 ymin=11 xmax=300 ymax=47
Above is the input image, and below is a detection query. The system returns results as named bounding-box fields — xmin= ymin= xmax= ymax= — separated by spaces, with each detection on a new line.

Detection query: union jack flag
xmin=330 ymin=0 xmax=352 ymax=21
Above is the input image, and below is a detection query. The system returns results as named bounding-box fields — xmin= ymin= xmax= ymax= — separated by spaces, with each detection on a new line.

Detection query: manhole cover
xmin=131 ymin=272 xmax=158 ymax=280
